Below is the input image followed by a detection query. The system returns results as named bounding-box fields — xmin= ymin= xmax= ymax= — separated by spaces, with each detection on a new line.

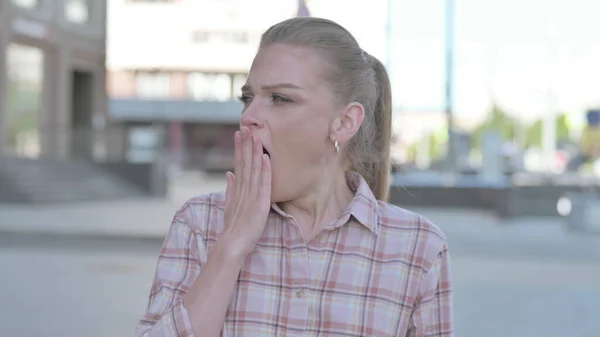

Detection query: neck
xmin=279 ymin=167 xmax=354 ymax=240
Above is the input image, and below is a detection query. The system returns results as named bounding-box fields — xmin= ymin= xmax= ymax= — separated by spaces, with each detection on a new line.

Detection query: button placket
xmin=287 ymin=218 xmax=311 ymax=331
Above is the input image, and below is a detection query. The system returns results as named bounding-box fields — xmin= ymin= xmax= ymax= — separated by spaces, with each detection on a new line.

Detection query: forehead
xmin=247 ymin=44 xmax=329 ymax=92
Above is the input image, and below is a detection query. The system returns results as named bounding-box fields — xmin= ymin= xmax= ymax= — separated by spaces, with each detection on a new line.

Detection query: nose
xmin=240 ymin=101 xmax=265 ymax=129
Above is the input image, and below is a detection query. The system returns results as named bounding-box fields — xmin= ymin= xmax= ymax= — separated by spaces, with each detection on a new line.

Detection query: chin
xmin=268 ymin=189 xmax=286 ymax=204
xmin=269 ymin=177 xmax=291 ymax=204
xmin=269 ymin=175 xmax=310 ymax=205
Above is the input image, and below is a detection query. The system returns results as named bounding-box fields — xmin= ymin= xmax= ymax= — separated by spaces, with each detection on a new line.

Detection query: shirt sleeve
xmin=406 ymin=244 xmax=454 ymax=337
xmin=134 ymin=203 xmax=204 ymax=337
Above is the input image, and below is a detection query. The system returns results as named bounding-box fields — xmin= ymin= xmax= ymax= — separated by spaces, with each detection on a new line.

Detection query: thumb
xmin=225 ymin=171 xmax=235 ymax=201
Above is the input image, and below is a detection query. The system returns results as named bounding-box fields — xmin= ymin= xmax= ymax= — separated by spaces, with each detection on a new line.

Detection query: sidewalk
xmin=0 ymin=172 xmax=598 ymax=259
xmin=0 ymin=171 xmax=220 ymax=240
xmin=0 ymin=198 xmax=180 ymax=239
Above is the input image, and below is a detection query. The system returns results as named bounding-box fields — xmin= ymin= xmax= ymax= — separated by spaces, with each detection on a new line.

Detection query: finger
xmin=249 ymin=135 xmax=263 ymax=193
xmin=259 ymin=153 xmax=272 ymax=203
xmin=225 ymin=171 xmax=235 ymax=203
xmin=240 ymin=127 xmax=252 ymax=193
xmin=233 ymin=131 xmax=242 ymax=195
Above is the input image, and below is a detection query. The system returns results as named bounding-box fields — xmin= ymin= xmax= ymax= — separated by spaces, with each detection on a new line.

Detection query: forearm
xmin=183 ymin=240 xmax=246 ymax=337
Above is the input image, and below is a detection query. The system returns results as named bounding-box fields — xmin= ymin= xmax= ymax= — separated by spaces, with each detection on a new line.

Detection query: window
xmin=11 ymin=0 xmax=39 ymax=9
xmin=64 ymin=0 xmax=90 ymax=24
xmin=126 ymin=127 xmax=160 ymax=163
xmin=191 ymin=31 xmax=249 ymax=44
xmin=188 ymin=73 xmax=232 ymax=102
xmin=5 ymin=44 xmax=44 ymax=158
xmin=136 ymin=72 xmax=171 ymax=98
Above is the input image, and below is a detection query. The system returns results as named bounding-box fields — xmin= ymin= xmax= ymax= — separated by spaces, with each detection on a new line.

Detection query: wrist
xmin=213 ymin=235 xmax=251 ymax=265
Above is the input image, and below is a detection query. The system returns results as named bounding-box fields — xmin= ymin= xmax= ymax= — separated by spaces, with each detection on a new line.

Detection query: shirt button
xmin=296 ymin=289 xmax=304 ymax=298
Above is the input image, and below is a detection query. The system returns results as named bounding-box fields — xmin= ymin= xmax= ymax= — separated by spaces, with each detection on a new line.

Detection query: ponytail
xmin=366 ymin=55 xmax=393 ymax=201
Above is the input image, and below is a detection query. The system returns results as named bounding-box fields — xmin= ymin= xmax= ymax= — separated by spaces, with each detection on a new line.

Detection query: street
xmin=0 ymin=237 xmax=157 ymax=337
xmin=1 ymin=234 xmax=599 ymax=337
xmin=1 ymin=172 xmax=599 ymax=336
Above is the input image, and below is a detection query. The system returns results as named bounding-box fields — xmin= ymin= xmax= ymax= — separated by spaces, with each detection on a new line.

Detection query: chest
xmin=220 ymin=230 xmax=419 ymax=337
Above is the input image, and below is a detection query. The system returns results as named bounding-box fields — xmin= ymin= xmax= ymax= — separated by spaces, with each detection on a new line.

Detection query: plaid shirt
xmin=135 ymin=172 xmax=453 ymax=337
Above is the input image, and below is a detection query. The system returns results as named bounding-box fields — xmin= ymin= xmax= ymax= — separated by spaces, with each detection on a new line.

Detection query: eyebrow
xmin=241 ymin=83 xmax=304 ymax=92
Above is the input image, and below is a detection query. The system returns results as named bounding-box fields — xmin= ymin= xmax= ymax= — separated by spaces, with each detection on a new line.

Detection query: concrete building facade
xmin=0 ymin=0 xmax=109 ymax=160
xmin=105 ymin=0 xmax=302 ymax=170
xmin=105 ymin=0 xmax=393 ymax=171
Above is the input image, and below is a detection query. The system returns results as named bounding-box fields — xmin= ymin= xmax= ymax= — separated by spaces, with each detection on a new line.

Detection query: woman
xmin=135 ymin=17 xmax=453 ymax=337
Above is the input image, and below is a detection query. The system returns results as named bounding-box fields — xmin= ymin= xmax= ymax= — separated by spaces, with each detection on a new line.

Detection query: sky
xmin=385 ymin=0 xmax=600 ymax=122
xmin=309 ymin=0 xmax=600 ymax=123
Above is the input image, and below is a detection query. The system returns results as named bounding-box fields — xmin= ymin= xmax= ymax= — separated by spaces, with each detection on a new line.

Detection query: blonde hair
xmin=260 ymin=17 xmax=392 ymax=201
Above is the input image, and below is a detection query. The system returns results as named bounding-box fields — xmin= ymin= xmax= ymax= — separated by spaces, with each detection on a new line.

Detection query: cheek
xmin=273 ymin=123 xmax=330 ymax=166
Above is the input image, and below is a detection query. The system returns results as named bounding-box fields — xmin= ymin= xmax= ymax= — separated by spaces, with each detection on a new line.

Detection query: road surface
xmin=1 ymin=235 xmax=599 ymax=337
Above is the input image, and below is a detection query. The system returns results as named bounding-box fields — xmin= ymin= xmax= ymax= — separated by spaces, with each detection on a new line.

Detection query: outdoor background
xmin=0 ymin=0 xmax=599 ymax=336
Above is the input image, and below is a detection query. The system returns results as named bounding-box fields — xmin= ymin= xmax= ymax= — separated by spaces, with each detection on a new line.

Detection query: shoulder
xmin=377 ymin=201 xmax=447 ymax=242
xmin=172 ymin=191 xmax=227 ymax=236
xmin=376 ymin=201 xmax=448 ymax=268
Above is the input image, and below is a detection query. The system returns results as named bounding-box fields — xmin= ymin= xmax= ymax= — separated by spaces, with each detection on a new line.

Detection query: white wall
xmin=106 ymin=0 xmax=388 ymax=72
xmin=108 ymin=0 xmax=296 ymax=71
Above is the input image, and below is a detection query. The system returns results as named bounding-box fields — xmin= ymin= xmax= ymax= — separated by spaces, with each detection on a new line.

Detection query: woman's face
xmin=240 ymin=44 xmax=341 ymax=202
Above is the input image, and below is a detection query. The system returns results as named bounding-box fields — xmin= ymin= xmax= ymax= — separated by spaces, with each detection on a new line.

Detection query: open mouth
xmin=262 ymin=146 xmax=270 ymax=158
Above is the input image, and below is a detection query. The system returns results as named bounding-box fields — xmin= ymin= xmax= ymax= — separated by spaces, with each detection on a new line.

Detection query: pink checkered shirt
xmin=135 ymin=172 xmax=453 ymax=337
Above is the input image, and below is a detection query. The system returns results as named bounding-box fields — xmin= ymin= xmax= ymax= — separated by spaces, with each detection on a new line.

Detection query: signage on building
xmin=12 ymin=17 xmax=48 ymax=39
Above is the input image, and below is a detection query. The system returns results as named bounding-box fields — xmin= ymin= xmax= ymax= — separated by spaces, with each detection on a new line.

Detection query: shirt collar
xmin=270 ymin=171 xmax=380 ymax=234
xmin=339 ymin=171 xmax=380 ymax=234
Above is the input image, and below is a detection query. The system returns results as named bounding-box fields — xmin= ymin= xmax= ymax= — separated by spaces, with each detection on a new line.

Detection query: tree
xmin=524 ymin=113 xmax=572 ymax=148
xmin=428 ymin=129 xmax=446 ymax=161
xmin=472 ymin=103 xmax=521 ymax=150
xmin=556 ymin=113 xmax=571 ymax=142
xmin=406 ymin=128 xmax=447 ymax=163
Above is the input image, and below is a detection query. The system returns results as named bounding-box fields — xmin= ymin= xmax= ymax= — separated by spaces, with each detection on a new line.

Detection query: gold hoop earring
xmin=334 ymin=140 xmax=339 ymax=155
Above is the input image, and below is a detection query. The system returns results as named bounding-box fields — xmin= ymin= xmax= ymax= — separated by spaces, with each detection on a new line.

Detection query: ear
xmin=328 ymin=102 xmax=365 ymax=146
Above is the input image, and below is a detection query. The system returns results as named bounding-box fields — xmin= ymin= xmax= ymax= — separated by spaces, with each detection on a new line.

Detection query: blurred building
xmin=0 ymin=0 xmax=108 ymax=159
xmin=106 ymin=0 xmax=299 ymax=171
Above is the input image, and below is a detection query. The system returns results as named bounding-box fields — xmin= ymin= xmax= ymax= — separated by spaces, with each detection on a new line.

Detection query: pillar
xmin=0 ymin=11 xmax=9 ymax=156
xmin=43 ymin=46 xmax=71 ymax=158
